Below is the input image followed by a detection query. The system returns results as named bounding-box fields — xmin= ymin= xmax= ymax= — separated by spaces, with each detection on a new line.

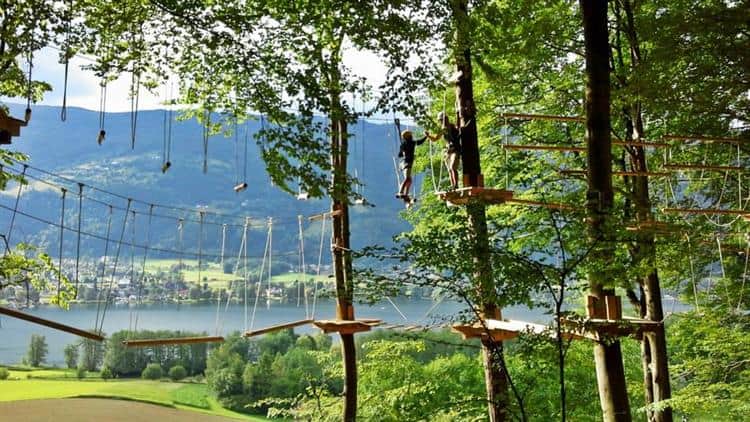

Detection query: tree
xmin=26 ymin=334 xmax=47 ymax=367
xmin=79 ymin=337 xmax=104 ymax=372
xmin=64 ymin=343 xmax=79 ymax=369
xmin=168 ymin=365 xmax=187 ymax=381
xmin=141 ymin=363 xmax=163 ymax=380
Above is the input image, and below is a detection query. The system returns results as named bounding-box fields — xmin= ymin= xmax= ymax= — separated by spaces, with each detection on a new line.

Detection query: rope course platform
xmin=663 ymin=135 xmax=745 ymax=144
xmin=0 ymin=306 xmax=104 ymax=341
xmin=122 ymin=336 xmax=225 ymax=347
xmin=559 ymin=317 xmax=663 ymax=341
xmin=243 ymin=319 xmax=314 ymax=337
xmin=0 ymin=110 xmax=27 ymax=144
xmin=505 ymin=198 xmax=575 ymax=210
xmin=625 ymin=220 xmax=683 ymax=235
xmin=502 ymin=144 xmax=586 ymax=152
xmin=312 ymin=318 xmax=381 ymax=335
xmin=661 ymin=207 xmax=750 ymax=216
xmin=663 ymin=164 xmax=744 ymax=172
xmin=437 ymin=187 xmax=514 ymax=206
xmin=452 ymin=318 xmax=582 ymax=342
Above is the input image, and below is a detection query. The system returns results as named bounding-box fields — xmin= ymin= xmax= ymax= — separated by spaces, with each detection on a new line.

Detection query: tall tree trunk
xmin=580 ymin=1 xmax=632 ymax=421
xmin=452 ymin=1 xmax=509 ymax=420
xmin=329 ymin=66 xmax=356 ymax=421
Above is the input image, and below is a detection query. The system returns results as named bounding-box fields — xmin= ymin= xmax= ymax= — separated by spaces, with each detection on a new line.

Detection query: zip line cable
xmin=6 ymin=164 xmax=28 ymax=244
xmin=56 ymin=188 xmax=67 ymax=302
xmin=74 ymin=183 xmax=84 ymax=298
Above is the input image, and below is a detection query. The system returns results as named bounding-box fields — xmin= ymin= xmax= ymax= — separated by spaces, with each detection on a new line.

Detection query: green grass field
xmin=0 ymin=369 xmax=268 ymax=421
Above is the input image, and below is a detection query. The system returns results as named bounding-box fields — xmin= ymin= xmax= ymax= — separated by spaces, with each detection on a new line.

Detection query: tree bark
xmin=452 ymin=1 xmax=509 ymax=420
xmin=580 ymin=1 xmax=632 ymax=421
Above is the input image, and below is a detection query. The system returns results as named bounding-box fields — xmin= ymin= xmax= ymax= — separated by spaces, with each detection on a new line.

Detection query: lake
xmin=0 ymin=296 xmax=688 ymax=365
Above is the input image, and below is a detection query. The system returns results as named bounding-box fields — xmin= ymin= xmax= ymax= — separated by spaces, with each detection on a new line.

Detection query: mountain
xmin=1 ymin=103 xmax=415 ymax=265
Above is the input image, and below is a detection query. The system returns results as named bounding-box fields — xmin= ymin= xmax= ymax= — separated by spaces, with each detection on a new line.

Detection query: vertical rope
xmin=202 ymin=110 xmax=210 ymax=174
xmin=97 ymin=80 xmax=107 ymax=145
xmin=176 ymin=218 xmax=184 ymax=302
xmin=56 ymin=188 xmax=67 ymax=302
xmin=311 ymin=215 xmax=326 ymax=319
xmin=219 ymin=224 xmax=227 ymax=267
xmin=249 ymin=221 xmax=272 ymax=330
xmin=267 ymin=217 xmax=273 ymax=300
xmin=98 ymin=199 xmax=132 ymax=335
xmin=73 ymin=183 xmax=84 ymax=298
xmin=128 ymin=210 xmax=136 ymax=332
xmin=197 ymin=211 xmax=205 ymax=285
xmin=25 ymin=50 xmax=33 ymax=123
xmin=685 ymin=234 xmax=700 ymax=312
xmin=130 ymin=72 xmax=140 ymax=149
xmin=132 ymin=205 xmax=153 ymax=333
xmin=6 ymin=164 xmax=28 ymax=244
xmin=241 ymin=218 xmax=249 ymax=332
xmin=94 ymin=206 xmax=114 ymax=331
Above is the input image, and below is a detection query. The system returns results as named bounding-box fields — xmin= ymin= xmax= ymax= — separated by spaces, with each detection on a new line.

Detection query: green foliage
xmin=0 ymin=243 xmax=74 ymax=307
xmin=104 ymin=330 xmax=209 ymax=377
xmin=26 ymin=334 xmax=47 ymax=367
xmin=0 ymin=367 xmax=9 ymax=380
xmin=76 ymin=367 xmax=86 ymax=379
xmin=100 ymin=366 xmax=113 ymax=380
xmin=79 ymin=338 xmax=104 ymax=372
xmin=667 ymin=311 xmax=750 ymax=419
xmin=63 ymin=343 xmax=79 ymax=369
xmin=141 ymin=363 xmax=163 ymax=380
xmin=168 ymin=365 xmax=187 ymax=382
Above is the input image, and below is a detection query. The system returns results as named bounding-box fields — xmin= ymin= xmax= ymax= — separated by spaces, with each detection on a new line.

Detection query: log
xmin=243 ymin=319 xmax=314 ymax=337
xmin=122 ymin=336 xmax=224 ymax=347
xmin=0 ymin=306 xmax=104 ymax=341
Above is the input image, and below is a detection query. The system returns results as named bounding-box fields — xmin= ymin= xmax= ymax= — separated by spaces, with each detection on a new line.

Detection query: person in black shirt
xmin=397 ymin=129 xmax=430 ymax=204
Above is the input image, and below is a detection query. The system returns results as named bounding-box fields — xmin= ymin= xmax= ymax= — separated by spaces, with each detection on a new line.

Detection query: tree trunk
xmin=580 ymin=1 xmax=632 ymax=421
xmin=452 ymin=1 xmax=509 ymax=420
xmin=330 ymin=74 xmax=356 ymax=421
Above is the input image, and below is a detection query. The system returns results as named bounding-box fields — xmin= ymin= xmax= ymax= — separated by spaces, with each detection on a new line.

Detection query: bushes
xmin=169 ymin=365 xmax=187 ymax=381
xmin=76 ymin=367 xmax=87 ymax=379
xmin=0 ymin=367 xmax=9 ymax=380
xmin=141 ymin=363 xmax=163 ymax=380
xmin=101 ymin=366 xmax=113 ymax=380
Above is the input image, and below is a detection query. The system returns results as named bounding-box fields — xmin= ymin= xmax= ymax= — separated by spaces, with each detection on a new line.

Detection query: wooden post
xmin=453 ymin=1 xmax=508 ymax=421
xmin=580 ymin=1 xmax=632 ymax=420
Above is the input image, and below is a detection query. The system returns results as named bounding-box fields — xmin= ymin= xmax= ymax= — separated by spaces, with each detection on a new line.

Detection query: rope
xmin=98 ymin=199 xmax=132 ymax=335
xmin=685 ymin=234 xmax=700 ymax=312
xmin=249 ymin=220 xmax=272 ymax=330
xmin=97 ymin=80 xmax=107 ymax=145
xmin=311 ymin=215 xmax=327 ymax=320
xmin=74 ymin=183 xmax=84 ymax=298
xmin=738 ymin=234 xmax=749 ymax=311
xmin=385 ymin=296 xmax=408 ymax=321
xmin=219 ymin=224 xmax=227 ymax=267
xmin=197 ymin=211 xmax=205 ymax=284
xmin=25 ymin=51 xmax=32 ymax=122
xmin=60 ymin=0 xmax=71 ymax=122
xmin=243 ymin=121 xmax=249 ymax=183
xmin=132 ymin=205 xmax=153 ymax=333
xmin=239 ymin=218 xmax=249 ymax=332
xmin=94 ymin=206 xmax=114 ymax=331
xmin=128 ymin=210 xmax=137 ymax=333
xmin=202 ymin=110 xmax=210 ymax=174
xmin=56 ymin=188 xmax=67 ymax=302
xmin=130 ymin=72 xmax=140 ymax=149
xmin=298 ymin=215 xmax=309 ymax=316
xmin=715 ymin=235 xmax=732 ymax=305
xmin=6 ymin=164 xmax=28 ymax=244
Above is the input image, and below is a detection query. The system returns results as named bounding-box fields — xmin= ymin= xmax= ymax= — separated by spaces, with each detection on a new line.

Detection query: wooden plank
xmin=122 ymin=336 xmax=224 ymax=347
xmin=313 ymin=319 xmax=381 ymax=335
xmin=499 ymin=112 xmax=585 ymax=123
xmin=452 ymin=318 xmax=582 ymax=342
xmin=243 ymin=319 xmax=314 ymax=337
xmin=437 ymin=187 xmax=514 ymax=206
xmin=505 ymin=198 xmax=575 ymax=210
xmin=661 ymin=207 xmax=749 ymax=216
xmin=663 ymin=134 xmax=745 ymax=144
xmin=559 ymin=316 xmax=662 ymax=341
xmin=0 ymin=306 xmax=104 ymax=341
xmin=663 ymin=164 xmax=743 ymax=172
xmin=612 ymin=141 xmax=670 ymax=148
xmin=308 ymin=209 xmax=342 ymax=221
xmin=502 ymin=144 xmax=586 ymax=152
xmin=561 ymin=170 xmax=670 ymax=177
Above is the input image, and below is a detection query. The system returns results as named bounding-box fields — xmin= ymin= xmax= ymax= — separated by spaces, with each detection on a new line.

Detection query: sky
xmin=6 ymin=46 xmax=391 ymax=115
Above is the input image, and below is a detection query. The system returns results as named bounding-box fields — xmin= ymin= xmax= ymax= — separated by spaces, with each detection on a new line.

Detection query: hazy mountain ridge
xmin=2 ymin=103 xmax=410 ymax=263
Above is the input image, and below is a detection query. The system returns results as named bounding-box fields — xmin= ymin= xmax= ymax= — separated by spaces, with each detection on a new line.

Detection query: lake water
xmin=0 ymin=297 xmax=689 ymax=365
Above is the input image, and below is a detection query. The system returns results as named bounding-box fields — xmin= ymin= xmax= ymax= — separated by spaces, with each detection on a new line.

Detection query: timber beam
xmin=243 ymin=319 xmax=314 ymax=337
xmin=122 ymin=336 xmax=225 ymax=347
xmin=0 ymin=306 xmax=104 ymax=341
xmin=313 ymin=318 xmax=381 ymax=335
xmin=438 ymin=187 xmax=514 ymax=206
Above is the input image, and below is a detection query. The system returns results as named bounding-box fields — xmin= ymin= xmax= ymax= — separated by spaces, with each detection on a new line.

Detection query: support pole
xmin=580 ymin=1 xmax=632 ymax=420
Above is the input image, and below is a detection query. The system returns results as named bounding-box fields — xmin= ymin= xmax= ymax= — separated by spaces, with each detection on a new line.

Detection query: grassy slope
xmin=0 ymin=373 xmax=268 ymax=421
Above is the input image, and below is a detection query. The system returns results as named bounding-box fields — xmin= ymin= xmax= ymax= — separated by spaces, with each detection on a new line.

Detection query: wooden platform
xmin=452 ymin=318 xmax=581 ymax=342
xmin=0 ymin=306 xmax=104 ymax=341
xmin=312 ymin=318 xmax=381 ymax=335
xmin=559 ymin=316 xmax=662 ymax=341
xmin=437 ymin=187 xmax=514 ymax=206
xmin=243 ymin=319 xmax=314 ymax=337
xmin=0 ymin=110 xmax=27 ymax=144
xmin=122 ymin=336 xmax=225 ymax=347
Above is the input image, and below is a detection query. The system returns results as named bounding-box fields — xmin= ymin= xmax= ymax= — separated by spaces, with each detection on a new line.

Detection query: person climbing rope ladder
xmin=396 ymin=129 xmax=430 ymax=206
xmin=427 ymin=112 xmax=467 ymax=191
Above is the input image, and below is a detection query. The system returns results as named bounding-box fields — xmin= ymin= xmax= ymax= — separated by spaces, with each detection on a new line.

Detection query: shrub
xmin=0 ymin=368 xmax=9 ymax=380
xmin=76 ymin=367 xmax=87 ymax=379
xmin=142 ymin=363 xmax=163 ymax=380
xmin=168 ymin=365 xmax=187 ymax=382
xmin=101 ymin=366 xmax=113 ymax=380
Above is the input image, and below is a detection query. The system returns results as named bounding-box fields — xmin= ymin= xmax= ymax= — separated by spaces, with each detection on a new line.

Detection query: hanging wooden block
xmin=234 ymin=182 xmax=248 ymax=192
xmin=312 ymin=319 xmax=381 ymax=335
xmin=438 ymin=187 xmax=514 ymax=206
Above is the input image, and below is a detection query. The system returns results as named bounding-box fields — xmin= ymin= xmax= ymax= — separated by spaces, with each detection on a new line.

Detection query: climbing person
xmin=397 ymin=129 xmax=430 ymax=205
xmin=427 ymin=112 xmax=464 ymax=190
